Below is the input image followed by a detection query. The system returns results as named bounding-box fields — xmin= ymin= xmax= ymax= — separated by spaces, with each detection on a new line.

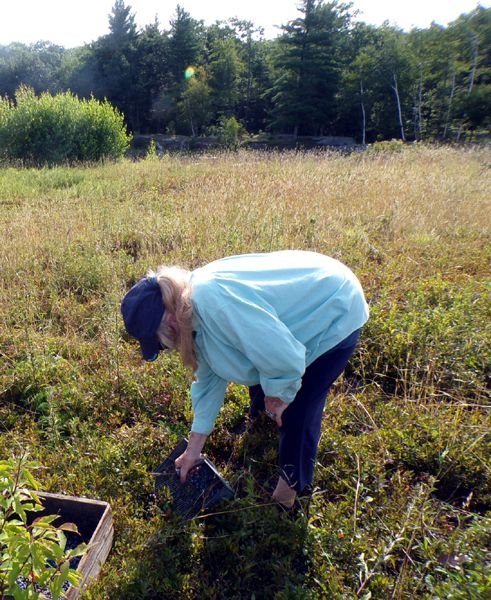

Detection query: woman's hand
xmin=175 ymin=431 xmax=208 ymax=483
xmin=264 ymin=396 xmax=289 ymax=427
xmin=175 ymin=450 xmax=203 ymax=483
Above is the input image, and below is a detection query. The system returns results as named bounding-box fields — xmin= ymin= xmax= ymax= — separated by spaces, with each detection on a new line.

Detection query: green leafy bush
xmin=356 ymin=277 xmax=490 ymax=398
xmin=212 ymin=116 xmax=246 ymax=150
xmin=0 ymin=455 xmax=87 ymax=599
xmin=0 ymin=86 xmax=131 ymax=165
xmin=367 ymin=139 xmax=408 ymax=154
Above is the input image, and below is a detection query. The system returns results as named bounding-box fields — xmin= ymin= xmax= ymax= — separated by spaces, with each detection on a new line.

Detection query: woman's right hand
xmin=175 ymin=431 xmax=208 ymax=483
xmin=175 ymin=449 xmax=203 ymax=483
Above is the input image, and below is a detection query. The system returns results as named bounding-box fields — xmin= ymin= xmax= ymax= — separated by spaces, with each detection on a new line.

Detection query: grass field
xmin=0 ymin=144 xmax=490 ymax=598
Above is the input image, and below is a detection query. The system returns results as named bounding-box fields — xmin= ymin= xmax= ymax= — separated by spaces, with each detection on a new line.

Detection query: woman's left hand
xmin=264 ymin=396 xmax=289 ymax=427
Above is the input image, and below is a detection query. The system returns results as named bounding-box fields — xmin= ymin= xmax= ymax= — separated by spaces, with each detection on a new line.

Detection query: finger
xmin=180 ymin=466 xmax=189 ymax=483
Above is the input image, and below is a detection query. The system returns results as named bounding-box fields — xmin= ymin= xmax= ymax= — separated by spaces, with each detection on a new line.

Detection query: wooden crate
xmin=33 ymin=492 xmax=113 ymax=599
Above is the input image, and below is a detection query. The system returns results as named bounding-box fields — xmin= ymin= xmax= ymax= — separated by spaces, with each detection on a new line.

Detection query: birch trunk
xmin=417 ymin=73 xmax=423 ymax=140
xmin=457 ymin=31 xmax=479 ymax=141
xmin=443 ymin=72 xmax=456 ymax=139
xmin=360 ymin=79 xmax=366 ymax=145
xmin=467 ymin=31 xmax=479 ymax=95
xmin=392 ymin=73 xmax=406 ymax=141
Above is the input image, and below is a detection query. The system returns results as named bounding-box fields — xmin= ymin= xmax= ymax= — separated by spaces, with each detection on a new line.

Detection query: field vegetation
xmin=0 ymin=144 xmax=490 ymax=598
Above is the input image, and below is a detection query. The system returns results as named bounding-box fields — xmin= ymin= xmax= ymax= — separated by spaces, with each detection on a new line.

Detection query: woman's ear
xmin=166 ymin=313 xmax=178 ymax=331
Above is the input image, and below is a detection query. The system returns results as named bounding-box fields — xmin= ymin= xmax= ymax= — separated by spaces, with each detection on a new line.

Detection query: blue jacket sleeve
xmin=190 ymin=355 xmax=228 ymax=434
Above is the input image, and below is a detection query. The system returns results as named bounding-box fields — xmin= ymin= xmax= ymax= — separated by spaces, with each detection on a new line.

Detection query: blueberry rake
xmin=153 ymin=438 xmax=234 ymax=520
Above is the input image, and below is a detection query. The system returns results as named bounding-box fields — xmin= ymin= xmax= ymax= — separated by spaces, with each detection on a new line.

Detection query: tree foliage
xmin=176 ymin=67 xmax=212 ymax=135
xmin=269 ymin=0 xmax=353 ymax=135
xmin=168 ymin=5 xmax=204 ymax=87
xmin=0 ymin=1 xmax=489 ymax=142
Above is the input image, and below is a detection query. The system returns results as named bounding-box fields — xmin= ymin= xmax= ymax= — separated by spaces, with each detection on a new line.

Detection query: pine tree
xmin=91 ymin=0 xmax=139 ymax=129
xmin=108 ymin=0 xmax=137 ymax=44
xmin=268 ymin=0 xmax=352 ymax=136
xmin=168 ymin=5 xmax=204 ymax=86
xmin=133 ymin=20 xmax=170 ymax=132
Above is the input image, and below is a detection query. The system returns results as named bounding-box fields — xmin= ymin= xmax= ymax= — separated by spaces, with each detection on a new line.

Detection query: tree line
xmin=0 ymin=0 xmax=489 ymax=143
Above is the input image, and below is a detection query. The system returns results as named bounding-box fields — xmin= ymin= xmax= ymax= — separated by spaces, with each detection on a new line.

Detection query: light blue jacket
xmin=189 ymin=251 xmax=369 ymax=434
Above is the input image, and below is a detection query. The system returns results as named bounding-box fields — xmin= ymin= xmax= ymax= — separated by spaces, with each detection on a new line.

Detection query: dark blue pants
xmin=248 ymin=328 xmax=361 ymax=494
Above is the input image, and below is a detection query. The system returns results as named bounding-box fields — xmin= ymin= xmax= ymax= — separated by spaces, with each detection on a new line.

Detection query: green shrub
xmin=145 ymin=138 xmax=159 ymax=161
xmin=356 ymin=277 xmax=490 ymax=398
xmin=0 ymin=455 xmax=87 ymax=599
xmin=212 ymin=116 xmax=246 ymax=150
xmin=0 ymin=86 xmax=131 ymax=165
xmin=367 ymin=139 xmax=408 ymax=154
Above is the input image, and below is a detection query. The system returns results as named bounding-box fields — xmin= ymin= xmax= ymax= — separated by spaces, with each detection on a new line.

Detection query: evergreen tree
xmin=370 ymin=26 xmax=416 ymax=141
xmin=108 ymin=0 xmax=137 ymax=44
xmin=268 ymin=0 xmax=353 ymax=136
xmin=91 ymin=0 xmax=139 ymax=129
xmin=168 ymin=5 xmax=204 ymax=86
xmin=133 ymin=20 xmax=171 ymax=132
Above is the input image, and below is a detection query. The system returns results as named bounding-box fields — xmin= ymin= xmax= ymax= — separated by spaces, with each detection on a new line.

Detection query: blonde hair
xmin=147 ymin=266 xmax=197 ymax=372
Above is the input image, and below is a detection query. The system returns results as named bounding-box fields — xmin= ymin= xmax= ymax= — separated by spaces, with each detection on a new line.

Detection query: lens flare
xmin=184 ymin=66 xmax=195 ymax=80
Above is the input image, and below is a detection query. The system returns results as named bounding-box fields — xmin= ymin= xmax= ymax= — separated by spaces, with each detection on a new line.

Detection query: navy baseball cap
xmin=121 ymin=276 xmax=166 ymax=361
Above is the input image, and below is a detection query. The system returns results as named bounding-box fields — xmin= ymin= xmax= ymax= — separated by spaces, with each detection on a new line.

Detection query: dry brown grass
xmin=2 ymin=144 xmax=489 ymax=270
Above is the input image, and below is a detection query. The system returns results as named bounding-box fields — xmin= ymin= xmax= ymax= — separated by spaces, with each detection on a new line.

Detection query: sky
xmin=0 ymin=0 xmax=488 ymax=48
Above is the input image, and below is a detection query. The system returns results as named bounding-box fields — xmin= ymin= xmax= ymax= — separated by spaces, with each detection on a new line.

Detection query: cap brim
xmin=139 ymin=336 xmax=161 ymax=362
